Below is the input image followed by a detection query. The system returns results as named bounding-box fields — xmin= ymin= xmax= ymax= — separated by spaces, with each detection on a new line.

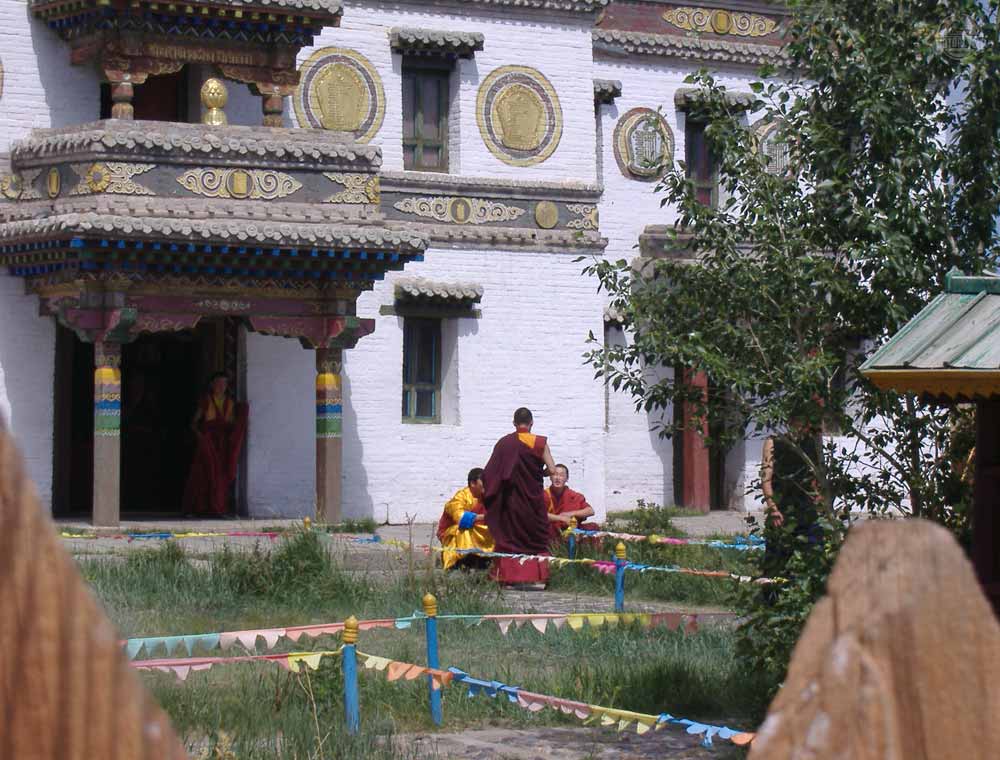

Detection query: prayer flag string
xmin=445 ymin=667 xmax=755 ymax=747
xmin=570 ymin=529 xmax=765 ymax=551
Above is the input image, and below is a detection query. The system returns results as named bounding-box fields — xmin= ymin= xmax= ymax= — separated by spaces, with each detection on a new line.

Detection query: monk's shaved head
xmin=513 ymin=407 xmax=533 ymax=426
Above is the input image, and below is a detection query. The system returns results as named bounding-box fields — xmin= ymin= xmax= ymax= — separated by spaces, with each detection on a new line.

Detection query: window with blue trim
xmin=402 ymin=318 xmax=441 ymax=422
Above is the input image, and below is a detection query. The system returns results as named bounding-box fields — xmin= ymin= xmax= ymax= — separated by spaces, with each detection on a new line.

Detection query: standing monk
xmin=183 ymin=372 xmax=249 ymax=516
xmin=482 ymin=407 xmax=557 ymax=587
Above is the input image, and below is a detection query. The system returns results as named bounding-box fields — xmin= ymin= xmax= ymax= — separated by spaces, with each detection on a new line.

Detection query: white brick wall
xmin=0 ymin=2 xmax=100 ymax=153
xmin=343 ymin=247 xmax=608 ymax=523
xmin=308 ymin=2 xmax=597 ymax=182
xmin=0 ymin=273 xmax=55 ymax=501
xmin=0 ymin=0 xmax=778 ymax=519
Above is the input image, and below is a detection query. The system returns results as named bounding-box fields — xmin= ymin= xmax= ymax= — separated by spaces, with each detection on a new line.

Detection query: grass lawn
xmin=77 ymin=530 xmax=766 ymax=759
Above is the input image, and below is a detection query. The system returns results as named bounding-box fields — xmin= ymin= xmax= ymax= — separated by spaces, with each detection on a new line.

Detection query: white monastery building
xmin=0 ymin=0 xmax=788 ymax=525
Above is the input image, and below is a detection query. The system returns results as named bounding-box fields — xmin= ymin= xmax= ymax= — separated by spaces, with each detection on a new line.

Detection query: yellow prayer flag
xmin=567 ymin=615 xmax=584 ymax=631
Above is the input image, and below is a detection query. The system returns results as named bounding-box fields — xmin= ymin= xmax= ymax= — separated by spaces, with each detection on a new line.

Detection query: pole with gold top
xmin=200 ymin=78 xmax=229 ymax=126
xmin=341 ymin=616 xmax=360 ymax=734
xmin=614 ymin=542 xmax=627 ymax=613
xmin=423 ymin=593 xmax=443 ymax=725
xmin=566 ymin=517 xmax=578 ymax=560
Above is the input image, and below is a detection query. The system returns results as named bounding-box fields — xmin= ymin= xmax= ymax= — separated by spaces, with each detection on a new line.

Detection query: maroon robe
xmin=547 ymin=486 xmax=600 ymax=541
xmin=182 ymin=394 xmax=249 ymax=516
xmin=483 ymin=431 xmax=551 ymax=584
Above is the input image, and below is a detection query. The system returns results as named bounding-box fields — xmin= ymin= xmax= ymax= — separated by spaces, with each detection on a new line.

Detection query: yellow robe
xmin=439 ymin=486 xmax=495 ymax=570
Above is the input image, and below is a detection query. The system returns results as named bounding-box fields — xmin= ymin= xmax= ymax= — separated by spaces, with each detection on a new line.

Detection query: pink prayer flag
xmin=404 ymin=664 xmax=424 ymax=680
xmin=387 ymin=662 xmax=409 ymax=681
xmin=497 ymin=620 xmax=512 ymax=635
xmin=530 ymin=618 xmax=547 ymax=633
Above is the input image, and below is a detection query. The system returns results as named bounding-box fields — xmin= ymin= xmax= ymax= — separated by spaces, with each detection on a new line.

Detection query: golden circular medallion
xmin=711 ymin=10 xmax=732 ymax=34
xmin=227 ymin=169 xmax=251 ymax=199
xmin=449 ymin=198 xmax=473 ymax=224
xmin=295 ymin=48 xmax=385 ymax=143
xmin=477 ymin=66 xmax=562 ymax=167
xmin=534 ymin=201 xmax=559 ymax=229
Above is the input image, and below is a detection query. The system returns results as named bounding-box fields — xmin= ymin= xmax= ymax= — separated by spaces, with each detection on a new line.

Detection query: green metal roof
xmin=862 ymin=271 xmax=1000 ymax=372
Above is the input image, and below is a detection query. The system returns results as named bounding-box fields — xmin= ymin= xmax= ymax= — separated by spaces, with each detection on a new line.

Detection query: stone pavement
xmin=399 ymin=727 xmax=733 ymax=759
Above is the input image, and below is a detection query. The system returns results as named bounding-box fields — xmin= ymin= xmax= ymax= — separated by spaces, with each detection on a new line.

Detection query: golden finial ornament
xmin=647 ymin=533 xmax=660 ymax=545
xmin=422 ymin=593 xmax=438 ymax=617
xmin=615 ymin=542 xmax=627 ymax=561
xmin=303 ymin=516 xmax=312 ymax=531
xmin=343 ymin=616 xmax=359 ymax=644
xmin=201 ymin=78 xmax=229 ymax=126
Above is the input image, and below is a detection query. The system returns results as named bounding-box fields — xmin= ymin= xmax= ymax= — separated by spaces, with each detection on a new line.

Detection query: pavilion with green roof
xmin=862 ymin=269 xmax=1000 ymax=614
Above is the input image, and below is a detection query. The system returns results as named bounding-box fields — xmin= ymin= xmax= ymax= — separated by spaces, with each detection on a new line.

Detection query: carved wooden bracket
xmin=249 ymin=316 xmax=375 ymax=350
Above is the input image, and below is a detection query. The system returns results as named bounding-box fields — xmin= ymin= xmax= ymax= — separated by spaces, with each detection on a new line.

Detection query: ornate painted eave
xmin=385 ymin=0 xmax=608 ymax=17
xmin=593 ymin=28 xmax=789 ymax=66
xmin=380 ymin=171 xmax=606 ymax=253
xmin=0 ymin=121 xmax=428 ymax=298
xmin=9 ymin=121 xmax=380 ymax=171
xmin=389 ymin=27 xmax=485 ymax=59
xmin=594 ymin=78 xmax=622 ymax=105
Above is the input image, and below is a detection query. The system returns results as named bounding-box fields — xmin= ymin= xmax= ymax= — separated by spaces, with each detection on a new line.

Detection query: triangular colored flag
xmin=618 ymin=719 xmax=631 ymax=732
xmin=172 ymin=666 xmax=190 ymax=682
xmin=567 ymin=616 xmax=584 ymax=631
xmin=404 ymin=664 xmax=424 ymax=680
xmin=162 ymin=636 xmax=184 ymax=656
xmin=587 ymin=615 xmax=605 ymax=627
xmin=237 ymin=632 xmax=258 ymax=650
xmin=125 ymin=640 xmax=143 ymax=660
xmin=530 ymin=618 xmax=547 ymax=633
xmin=261 ymin=631 xmax=281 ymax=649
xmin=600 ymin=713 xmax=616 ymax=726
xmin=496 ymin=620 xmax=512 ymax=635
xmin=552 ymin=617 xmax=566 ymax=629
xmin=387 ymin=662 xmax=409 ymax=681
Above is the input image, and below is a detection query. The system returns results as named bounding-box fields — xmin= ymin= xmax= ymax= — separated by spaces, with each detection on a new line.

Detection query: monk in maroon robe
xmin=183 ymin=373 xmax=248 ymax=516
xmin=547 ymin=463 xmax=600 ymax=542
xmin=482 ymin=407 xmax=558 ymax=586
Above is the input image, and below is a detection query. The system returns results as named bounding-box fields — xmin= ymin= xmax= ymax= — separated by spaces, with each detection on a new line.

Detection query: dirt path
xmin=399 ymin=727 xmax=736 ymax=759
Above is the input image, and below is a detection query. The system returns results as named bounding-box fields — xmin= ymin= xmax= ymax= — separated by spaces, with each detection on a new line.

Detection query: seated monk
xmin=483 ymin=407 xmax=558 ymax=588
xmin=547 ymin=463 xmax=600 ymax=541
xmin=438 ymin=468 xmax=494 ymax=570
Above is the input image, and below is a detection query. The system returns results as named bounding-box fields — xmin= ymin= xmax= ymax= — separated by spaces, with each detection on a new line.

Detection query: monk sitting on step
xmin=547 ymin=463 xmax=599 ymax=542
xmin=438 ymin=467 xmax=494 ymax=570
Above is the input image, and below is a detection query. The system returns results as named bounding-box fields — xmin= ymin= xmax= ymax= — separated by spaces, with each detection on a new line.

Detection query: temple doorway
xmin=52 ymin=318 xmax=245 ymax=520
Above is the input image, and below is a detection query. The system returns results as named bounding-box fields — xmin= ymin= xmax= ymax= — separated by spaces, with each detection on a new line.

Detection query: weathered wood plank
xmin=0 ymin=431 xmax=187 ymax=760
xmin=750 ymin=519 xmax=1000 ymax=760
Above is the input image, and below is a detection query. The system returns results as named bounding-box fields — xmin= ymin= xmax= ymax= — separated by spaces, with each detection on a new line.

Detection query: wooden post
xmin=680 ymin=369 xmax=711 ymax=513
xmin=973 ymin=400 xmax=1000 ymax=615
xmin=614 ymin=541 xmax=627 ymax=612
xmin=567 ymin=517 xmax=578 ymax=560
xmin=423 ymin=593 xmax=443 ymax=726
xmin=315 ymin=347 xmax=343 ymax=524
xmin=342 ymin=615 xmax=360 ymax=735
xmin=92 ymin=341 xmax=121 ymax=527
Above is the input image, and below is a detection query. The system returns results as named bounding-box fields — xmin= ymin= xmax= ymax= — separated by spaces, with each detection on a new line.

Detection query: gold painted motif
xmin=19 ymin=169 xmax=42 ymax=200
xmin=393 ymin=196 xmax=526 ymax=225
xmin=494 ymin=84 xmax=546 ymax=152
xmin=70 ymin=163 xmax=156 ymax=196
xmin=613 ymin=108 xmax=674 ymax=181
xmin=177 ymin=168 xmax=302 ymax=200
xmin=534 ymin=201 xmax=559 ymax=229
xmin=295 ymin=48 xmax=385 ymax=143
xmin=324 ymin=173 xmax=380 ymax=204
xmin=200 ymin=78 xmax=229 ymax=126
xmin=477 ymin=66 xmax=562 ymax=167
xmin=46 ymin=168 xmax=61 ymax=199
xmin=663 ymin=6 xmax=777 ymax=37
xmin=0 ymin=173 xmax=22 ymax=200
xmin=567 ymin=204 xmax=598 ymax=231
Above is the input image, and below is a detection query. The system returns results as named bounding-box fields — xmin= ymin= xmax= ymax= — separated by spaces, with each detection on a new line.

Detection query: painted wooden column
xmin=680 ymin=369 xmax=711 ymax=512
xmin=93 ymin=341 xmax=122 ymax=527
xmin=973 ymin=400 xmax=1000 ymax=615
xmin=315 ymin=347 xmax=343 ymax=524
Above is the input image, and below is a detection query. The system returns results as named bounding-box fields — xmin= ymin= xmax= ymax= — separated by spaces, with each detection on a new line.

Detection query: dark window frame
xmin=684 ymin=118 xmax=718 ymax=208
xmin=401 ymin=58 xmax=451 ymax=173
xmin=401 ymin=317 xmax=442 ymax=423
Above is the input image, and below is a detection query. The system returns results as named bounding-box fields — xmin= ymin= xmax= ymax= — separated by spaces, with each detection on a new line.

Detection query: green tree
xmin=585 ymin=0 xmax=999 ymax=689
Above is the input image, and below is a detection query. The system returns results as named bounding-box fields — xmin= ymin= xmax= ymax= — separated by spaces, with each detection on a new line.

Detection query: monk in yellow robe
xmin=437 ymin=468 xmax=494 ymax=570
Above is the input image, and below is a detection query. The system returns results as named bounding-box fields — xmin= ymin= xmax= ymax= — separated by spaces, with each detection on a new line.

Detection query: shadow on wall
xmin=29 ymin=7 xmax=101 ymax=128
xmin=340 ymin=363 xmax=374 ymax=521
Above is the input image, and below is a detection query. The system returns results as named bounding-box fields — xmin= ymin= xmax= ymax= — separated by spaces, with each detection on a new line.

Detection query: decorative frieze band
xmin=70 ymin=163 xmax=155 ymax=196
xmin=393 ymin=196 xmax=526 ymax=225
xmin=324 ymin=173 xmax=380 ymax=204
xmin=662 ymin=7 xmax=778 ymax=38
xmin=177 ymin=168 xmax=303 ymax=200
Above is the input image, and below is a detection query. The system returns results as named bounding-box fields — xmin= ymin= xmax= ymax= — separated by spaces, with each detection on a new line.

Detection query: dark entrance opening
xmin=52 ymin=318 xmax=245 ymax=520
